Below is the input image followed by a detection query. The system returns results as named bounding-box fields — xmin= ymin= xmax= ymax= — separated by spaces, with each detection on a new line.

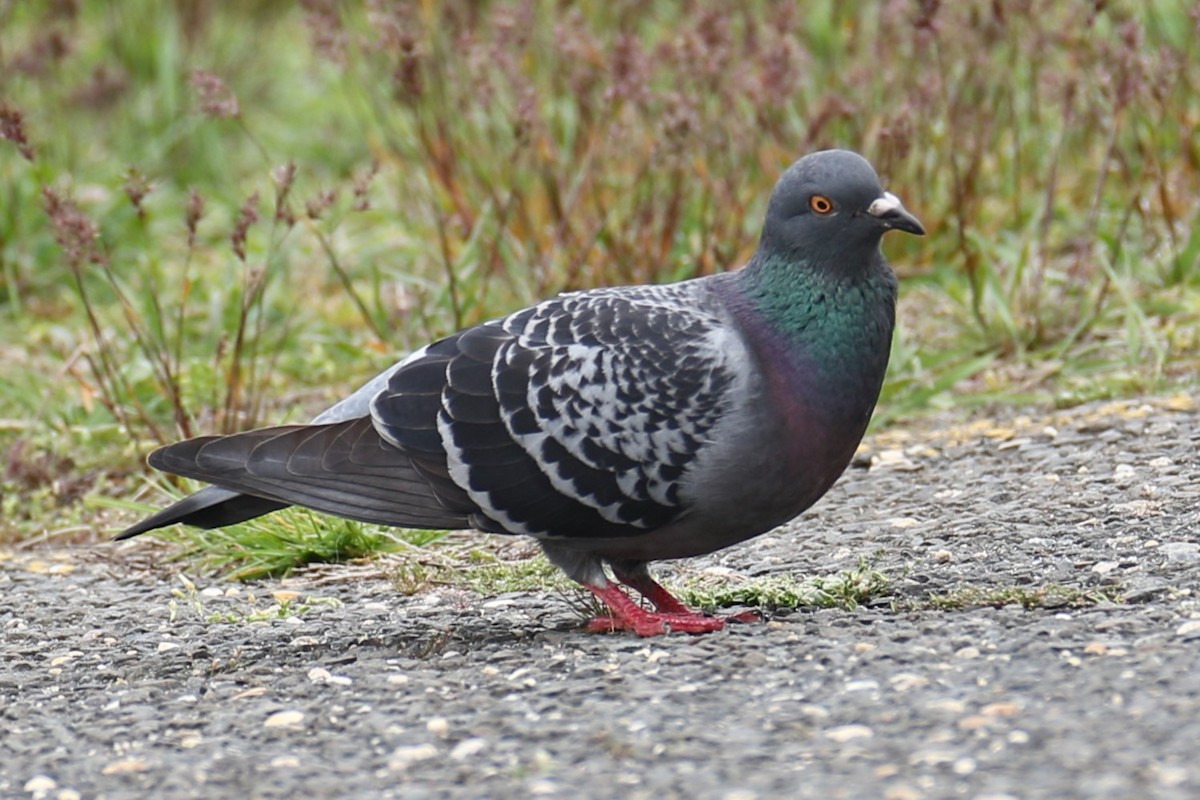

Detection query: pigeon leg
xmin=609 ymin=564 xmax=693 ymax=614
xmin=583 ymin=582 xmax=726 ymax=636
xmin=609 ymin=562 xmax=764 ymax=627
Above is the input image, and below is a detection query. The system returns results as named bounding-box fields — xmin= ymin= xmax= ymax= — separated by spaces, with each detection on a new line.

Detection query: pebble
xmin=23 ymin=775 xmax=56 ymax=794
xmin=101 ymin=759 xmax=149 ymax=775
xmin=1175 ymin=620 xmax=1200 ymax=638
xmin=1160 ymin=542 xmax=1200 ymax=562
xmin=264 ymin=710 xmax=306 ymax=729
xmin=824 ymin=724 xmax=873 ymax=742
xmin=449 ymin=737 xmax=487 ymax=761
xmin=307 ymin=667 xmax=352 ymax=686
xmin=388 ymin=743 xmax=438 ymax=771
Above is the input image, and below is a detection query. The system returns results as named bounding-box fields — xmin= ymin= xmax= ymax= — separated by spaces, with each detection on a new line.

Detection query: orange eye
xmin=810 ymin=195 xmax=834 ymax=215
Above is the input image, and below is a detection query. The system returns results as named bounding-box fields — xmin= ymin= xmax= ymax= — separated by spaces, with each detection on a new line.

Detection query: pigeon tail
xmin=114 ymin=486 xmax=288 ymax=540
xmin=133 ymin=417 xmax=472 ymax=532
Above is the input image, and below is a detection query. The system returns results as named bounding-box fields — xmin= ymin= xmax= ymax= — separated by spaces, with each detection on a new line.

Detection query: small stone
xmin=200 ymin=587 xmax=224 ymax=598
xmin=307 ymin=667 xmax=352 ymax=686
xmin=273 ymin=591 xmax=303 ymax=603
xmin=873 ymin=450 xmax=922 ymax=471
xmin=824 ymin=724 xmax=873 ymax=742
xmin=1155 ymin=765 xmax=1189 ymax=788
xmin=1112 ymin=464 xmax=1136 ymax=484
xmin=925 ymin=699 xmax=966 ymax=714
xmin=233 ymin=687 xmax=268 ymax=700
xmin=426 ymin=717 xmax=450 ymax=738
xmin=1161 ymin=542 xmax=1200 ymax=562
xmin=910 ymin=749 xmax=956 ymax=766
xmin=1092 ymin=561 xmax=1118 ymax=575
xmin=1083 ymin=642 xmax=1108 ymax=655
xmin=1175 ymin=620 xmax=1200 ymax=638
xmin=57 ymin=790 xmax=82 ymax=800
xmin=883 ymin=785 xmax=922 ymax=800
xmin=264 ymin=710 xmax=305 ymax=729
xmin=270 ymin=755 xmax=301 ymax=768
xmin=981 ymin=702 xmax=1021 ymax=717
xmin=952 ymin=758 xmax=977 ymax=775
xmin=157 ymin=642 xmax=180 ymax=653
xmin=888 ymin=517 xmax=921 ymax=529
xmin=845 ymin=679 xmax=879 ymax=692
xmin=889 ymin=673 xmax=929 ymax=692
xmin=957 ymin=715 xmax=990 ymax=731
xmin=721 ymin=791 xmax=759 ymax=800
xmin=388 ymin=743 xmax=438 ymax=771
xmin=101 ymin=759 xmax=149 ymax=775
xmin=290 ymin=636 xmax=320 ymax=648
xmin=387 ymin=674 xmax=410 ymax=686
xmin=933 ymin=549 xmax=953 ymax=563
xmin=955 ymin=646 xmax=980 ymax=659
xmin=797 ymin=704 xmax=830 ymax=720
xmin=24 ymin=775 xmax=57 ymax=793
xmin=449 ymin=737 xmax=487 ymax=761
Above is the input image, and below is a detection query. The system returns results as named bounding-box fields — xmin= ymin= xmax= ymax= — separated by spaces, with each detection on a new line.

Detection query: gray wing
xmin=372 ymin=281 xmax=743 ymax=539
xmin=118 ymin=279 xmax=745 ymax=541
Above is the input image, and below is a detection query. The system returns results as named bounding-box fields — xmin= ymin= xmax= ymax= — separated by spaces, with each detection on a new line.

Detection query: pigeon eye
xmin=809 ymin=195 xmax=834 ymax=215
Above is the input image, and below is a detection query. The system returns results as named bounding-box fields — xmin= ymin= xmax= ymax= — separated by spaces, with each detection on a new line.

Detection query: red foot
xmin=584 ymin=611 xmax=726 ymax=636
xmin=584 ymin=582 xmax=758 ymax=637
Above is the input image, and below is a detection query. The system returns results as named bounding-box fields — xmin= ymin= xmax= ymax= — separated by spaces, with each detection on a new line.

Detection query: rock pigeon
xmin=116 ymin=150 xmax=924 ymax=636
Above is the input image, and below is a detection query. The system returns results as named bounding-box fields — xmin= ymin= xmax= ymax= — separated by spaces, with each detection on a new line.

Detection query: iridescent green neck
xmin=732 ymin=252 xmax=898 ymax=369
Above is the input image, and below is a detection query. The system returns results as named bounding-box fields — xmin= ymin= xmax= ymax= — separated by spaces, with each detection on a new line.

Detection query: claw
xmin=583 ymin=581 xmax=758 ymax=637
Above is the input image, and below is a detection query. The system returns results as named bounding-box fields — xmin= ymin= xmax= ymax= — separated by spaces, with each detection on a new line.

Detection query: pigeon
xmin=116 ymin=149 xmax=924 ymax=636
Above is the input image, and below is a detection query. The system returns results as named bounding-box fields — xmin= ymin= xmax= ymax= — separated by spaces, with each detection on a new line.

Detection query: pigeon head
xmin=758 ymin=150 xmax=924 ymax=268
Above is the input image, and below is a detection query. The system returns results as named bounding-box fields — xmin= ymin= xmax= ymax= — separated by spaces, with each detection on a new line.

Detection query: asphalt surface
xmin=2 ymin=395 xmax=1199 ymax=800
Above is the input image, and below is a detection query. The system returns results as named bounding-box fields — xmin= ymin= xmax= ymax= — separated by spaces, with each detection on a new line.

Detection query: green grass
xmin=2 ymin=1 xmax=1198 ymax=579
xmin=679 ymin=560 xmax=891 ymax=613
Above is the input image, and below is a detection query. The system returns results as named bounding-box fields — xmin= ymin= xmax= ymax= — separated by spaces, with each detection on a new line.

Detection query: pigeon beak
xmin=867 ymin=192 xmax=925 ymax=236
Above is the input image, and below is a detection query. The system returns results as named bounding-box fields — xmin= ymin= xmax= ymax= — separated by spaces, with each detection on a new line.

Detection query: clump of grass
xmin=388 ymin=547 xmax=573 ymax=597
xmin=679 ymin=559 xmax=890 ymax=613
xmin=104 ymin=489 xmax=448 ymax=580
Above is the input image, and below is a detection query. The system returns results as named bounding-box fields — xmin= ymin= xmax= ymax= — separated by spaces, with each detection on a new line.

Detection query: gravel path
xmin=3 ymin=396 xmax=1199 ymax=800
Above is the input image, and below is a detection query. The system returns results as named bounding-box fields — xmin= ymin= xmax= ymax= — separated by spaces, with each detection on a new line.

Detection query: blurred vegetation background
xmin=1 ymin=0 xmax=1197 ymax=557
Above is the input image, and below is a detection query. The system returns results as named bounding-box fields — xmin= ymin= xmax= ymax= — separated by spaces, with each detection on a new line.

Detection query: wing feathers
xmin=147 ymin=419 xmax=470 ymax=530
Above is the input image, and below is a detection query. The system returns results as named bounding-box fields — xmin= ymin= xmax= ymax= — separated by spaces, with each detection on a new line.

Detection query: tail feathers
xmin=115 ymin=486 xmax=289 ymax=540
xmin=140 ymin=417 xmax=472 ymax=531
